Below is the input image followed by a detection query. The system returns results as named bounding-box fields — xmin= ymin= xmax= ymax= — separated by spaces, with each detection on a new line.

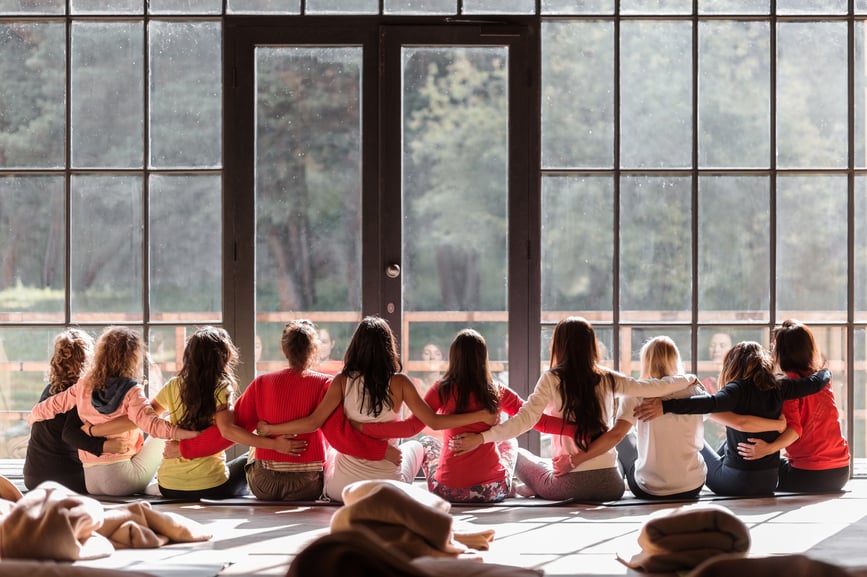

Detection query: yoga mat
xmin=448 ymin=496 xmax=575 ymax=507
xmin=90 ymin=494 xmax=193 ymax=505
xmin=200 ymin=495 xmax=339 ymax=506
xmin=585 ymin=489 xmax=848 ymax=507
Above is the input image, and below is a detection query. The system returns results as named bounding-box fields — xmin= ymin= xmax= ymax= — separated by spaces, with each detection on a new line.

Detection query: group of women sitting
xmin=23 ymin=314 xmax=849 ymax=504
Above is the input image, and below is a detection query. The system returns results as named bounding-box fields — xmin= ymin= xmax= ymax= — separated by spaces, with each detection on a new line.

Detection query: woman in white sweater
xmin=452 ymin=317 xmax=698 ymax=502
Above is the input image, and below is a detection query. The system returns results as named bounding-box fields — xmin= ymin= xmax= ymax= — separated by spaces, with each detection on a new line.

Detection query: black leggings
xmin=159 ymin=453 xmax=248 ymax=501
xmin=777 ymin=459 xmax=849 ymax=493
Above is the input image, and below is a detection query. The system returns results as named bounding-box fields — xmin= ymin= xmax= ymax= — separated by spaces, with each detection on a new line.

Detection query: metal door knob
xmin=385 ymin=263 xmax=401 ymax=279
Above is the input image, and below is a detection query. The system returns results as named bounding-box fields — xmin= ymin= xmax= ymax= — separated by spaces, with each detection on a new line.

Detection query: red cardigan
xmin=179 ymin=369 xmax=388 ymax=461
xmin=362 ymin=382 xmax=577 ymax=488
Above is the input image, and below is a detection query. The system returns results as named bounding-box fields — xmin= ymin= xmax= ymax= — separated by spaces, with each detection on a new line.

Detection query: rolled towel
xmin=618 ymin=503 xmax=750 ymax=573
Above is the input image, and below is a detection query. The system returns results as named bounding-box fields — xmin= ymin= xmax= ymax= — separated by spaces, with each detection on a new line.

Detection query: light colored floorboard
xmin=64 ymin=479 xmax=867 ymax=577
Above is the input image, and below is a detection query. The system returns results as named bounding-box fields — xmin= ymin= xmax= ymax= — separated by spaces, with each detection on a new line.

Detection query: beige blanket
xmin=0 ymin=482 xmax=211 ymax=561
xmin=618 ymin=503 xmax=751 ymax=573
xmin=689 ymin=553 xmax=867 ymax=577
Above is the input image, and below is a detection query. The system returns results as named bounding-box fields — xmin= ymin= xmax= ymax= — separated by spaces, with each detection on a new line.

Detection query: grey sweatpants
xmin=515 ymin=447 xmax=625 ymax=502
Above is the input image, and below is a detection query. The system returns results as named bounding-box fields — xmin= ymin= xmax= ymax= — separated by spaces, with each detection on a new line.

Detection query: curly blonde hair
xmin=89 ymin=326 xmax=144 ymax=392
xmin=49 ymin=329 xmax=95 ymax=395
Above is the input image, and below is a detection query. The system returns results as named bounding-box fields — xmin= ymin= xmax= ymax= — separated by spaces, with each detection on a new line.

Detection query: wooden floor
xmin=50 ymin=478 xmax=867 ymax=577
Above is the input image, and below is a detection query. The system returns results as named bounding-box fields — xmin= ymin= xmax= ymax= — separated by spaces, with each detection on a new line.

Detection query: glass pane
xmin=697 ymin=326 xmax=767 ymax=448
xmin=149 ymin=21 xmax=221 ymax=169
xmin=542 ymin=21 xmax=613 ymax=169
xmin=620 ymin=176 xmax=692 ymax=320
xmin=621 ymin=326 xmax=692 ymax=377
xmin=147 ymin=325 xmax=191 ymax=397
xmin=777 ymin=175 xmax=847 ymax=321
xmin=777 ymin=22 xmax=847 ymax=169
xmin=70 ymin=0 xmax=143 ymax=13
xmin=859 ymin=0 xmax=867 ymax=13
xmin=227 ymin=0 xmax=299 ymax=13
xmin=255 ymin=47 xmax=363 ymax=360
xmin=698 ymin=176 xmax=770 ymax=322
xmin=70 ymin=176 xmax=143 ymax=322
xmin=621 ymin=21 xmax=692 ymax=169
xmin=0 ymin=177 xmax=65 ymax=321
xmin=0 ymin=23 xmax=65 ymax=169
xmin=0 ymin=0 xmax=63 ymax=15
xmin=149 ymin=0 xmax=222 ymax=13
xmin=541 ymin=0 xmax=613 ymax=13
xmin=777 ymin=0 xmax=846 ymax=14
xmin=541 ymin=176 xmax=613 ymax=319
xmin=402 ymin=46 xmax=509 ymax=379
xmin=621 ymin=0 xmax=692 ymax=14
xmin=385 ymin=0 xmax=454 ymax=13
xmin=462 ymin=0 xmax=534 ymax=13
xmin=699 ymin=0 xmax=769 ymax=13
xmin=699 ymin=21 xmax=770 ymax=168
xmin=307 ymin=0 xmax=377 ymax=12
xmin=71 ymin=22 xmax=144 ymax=169
xmin=857 ymin=23 xmax=867 ymax=169
xmin=149 ymin=175 xmax=221 ymax=321
xmin=0 ymin=327 xmax=63 ymax=459
xmin=858 ymin=177 xmax=867 ymax=320
xmin=856 ymin=328 xmax=867 ymax=460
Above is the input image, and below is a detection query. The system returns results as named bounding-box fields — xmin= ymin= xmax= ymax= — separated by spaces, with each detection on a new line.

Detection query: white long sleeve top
xmin=480 ymin=370 xmax=697 ymax=472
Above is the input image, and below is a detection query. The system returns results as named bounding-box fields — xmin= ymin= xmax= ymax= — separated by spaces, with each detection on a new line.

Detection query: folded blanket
xmin=689 ymin=553 xmax=864 ymax=577
xmin=331 ymin=480 xmax=495 ymax=559
xmin=618 ymin=503 xmax=751 ymax=573
xmin=0 ymin=481 xmax=211 ymax=561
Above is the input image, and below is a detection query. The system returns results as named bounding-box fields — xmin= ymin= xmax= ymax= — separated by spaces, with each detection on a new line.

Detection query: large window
xmin=1 ymin=2 xmax=866 ymax=471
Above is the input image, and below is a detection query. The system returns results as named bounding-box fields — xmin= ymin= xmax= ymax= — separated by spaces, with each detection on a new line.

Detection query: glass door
xmin=227 ymin=21 xmax=532 ymax=407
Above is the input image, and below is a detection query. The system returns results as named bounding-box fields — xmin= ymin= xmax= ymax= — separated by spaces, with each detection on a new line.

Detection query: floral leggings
xmin=420 ymin=435 xmax=517 ymax=503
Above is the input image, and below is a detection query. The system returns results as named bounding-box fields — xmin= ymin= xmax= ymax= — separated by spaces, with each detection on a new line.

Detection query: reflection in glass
xmin=149 ymin=21 xmax=221 ymax=169
xmin=254 ymin=47 xmax=363 ymax=342
xmin=620 ymin=176 xmax=691 ymax=319
xmin=70 ymin=0 xmax=143 ymax=13
xmin=776 ymin=0 xmax=846 ymax=14
xmin=384 ymin=0 xmax=454 ymax=13
xmin=147 ymin=325 xmax=189 ymax=398
xmin=698 ymin=0 xmax=768 ymax=13
xmin=699 ymin=21 xmax=770 ymax=168
xmin=620 ymin=21 xmax=691 ymax=169
xmin=70 ymin=176 xmax=143 ymax=322
xmin=620 ymin=0 xmax=691 ymax=14
xmin=401 ymin=46 xmax=508 ymax=368
xmin=541 ymin=176 xmax=613 ymax=318
xmin=624 ymin=327 xmax=692 ymax=377
xmin=777 ymin=176 xmax=847 ymax=320
xmin=858 ymin=177 xmax=867 ymax=320
xmin=541 ymin=0 xmax=612 ymax=13
xmin=855 ymin=329 xmax=866 ymax=459
xmin=463 ymin=0 xmax=534 ymax=13
xmin=227 ymin=0 xmax=299 ymax=13
xmin=149 ymin=0 xmax=221 ymax=13
xmin=71 ymin=22 xmax=143 ymax=168
xmin=0 ymin=177 xmax=65 ymax=320
xmin=777 ymin=22 xmax=847 ymax=168
xmin=307 ymin=0 xmax=377 ymax=13
xmin=150 ymin=175 xmax=221 ymax=321
xmin=698 ymin=176 xmax=770 ymax=321
xmin=857 ymin=23 xmax=867 ymax=169
xmin=0 ymin=327 xmax=60 ymax=458
xmin=0 ymin=23 xmax=65 ymax=169
xmin=542 ymin=21 xmax=613 ymax=169
xmin=0 ymin=0 xmax=63 ymax=13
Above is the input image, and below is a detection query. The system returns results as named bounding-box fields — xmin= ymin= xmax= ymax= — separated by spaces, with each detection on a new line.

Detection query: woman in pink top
xmin=361 ymin=329 xmax=574 ymax=503
xmin=28 ymin=326 xmax=199 ymax=496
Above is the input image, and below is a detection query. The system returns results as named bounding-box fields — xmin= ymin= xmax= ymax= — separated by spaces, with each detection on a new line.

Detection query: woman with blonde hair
xmin=28 ymin=326 xmax=199 ymax=496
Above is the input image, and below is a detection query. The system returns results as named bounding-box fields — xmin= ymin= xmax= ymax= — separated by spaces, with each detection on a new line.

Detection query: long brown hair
xmin=89 ymin=326 xmax=143 ymax=392
xmin=550 ymin=317 xmax=609 ymax=451
xmin=717 ymin=341 xmax=778 ymax=392
xmin=177 ymin=326 xmax=239 ymax=431
xmin=49 ymin=329 xmax=94 ymax=395
xmin=438 ymin=329 xmax=499 ymax=413
xmin=341 ymin=316 xmax=401 ymax=417
xmin=771 ymin=319 xmax=823 ymax=378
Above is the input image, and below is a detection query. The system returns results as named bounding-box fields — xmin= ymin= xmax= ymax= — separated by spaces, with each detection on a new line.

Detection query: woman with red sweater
xmin=360 ymin=329 xmax=575 ymax=503
xmin=737 ymin=320 xmax=850 ymax=492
